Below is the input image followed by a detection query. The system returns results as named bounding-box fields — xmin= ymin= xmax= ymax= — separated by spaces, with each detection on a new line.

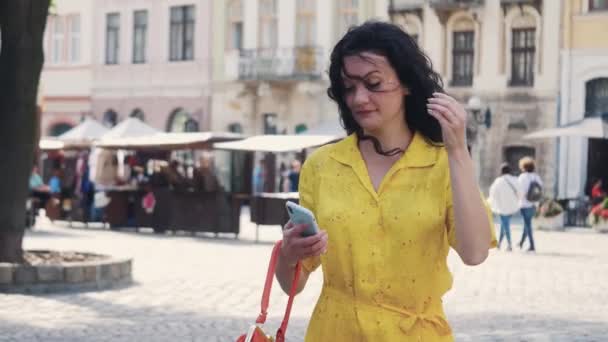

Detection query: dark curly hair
xmin=327 ymin=21 xmax=444 ymax=154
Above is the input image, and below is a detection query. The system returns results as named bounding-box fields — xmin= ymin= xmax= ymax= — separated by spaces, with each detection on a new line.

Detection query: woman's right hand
xmin=281 ymin=221 xmax=328 ymax=267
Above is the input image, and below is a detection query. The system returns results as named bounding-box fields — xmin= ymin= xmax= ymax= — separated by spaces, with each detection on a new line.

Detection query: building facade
xmin=558 ymin=0 xmax=608 ymax=198
xmin=91 ymin=0 xmax=214 ymax=132
xmin=210 ymin=0 xmax=390 ymax=136
xmin=390 ymin=0 xmax=562 ymax=194
xmin=40 ymin=0 xmax=94 ymax=137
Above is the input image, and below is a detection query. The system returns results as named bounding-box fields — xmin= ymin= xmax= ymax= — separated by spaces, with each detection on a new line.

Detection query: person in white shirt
xmin=518 ymin=157 xmax=543 ymax=252
xmin=488 ymin=163 xmax=520 ymax=251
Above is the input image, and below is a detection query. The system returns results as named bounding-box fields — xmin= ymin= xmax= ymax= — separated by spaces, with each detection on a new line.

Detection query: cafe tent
xmin=100 ymin=117 xmax=160 ymax=140
xmin=95 ymin=132 xmax=245 ymax=150
xmin=213 ymin=134 xmax=339 ymax=153
xmin=524 ymin=115 xmax=608 ymax=140
xmin=57 ymin=118 xmax=109 ymax=147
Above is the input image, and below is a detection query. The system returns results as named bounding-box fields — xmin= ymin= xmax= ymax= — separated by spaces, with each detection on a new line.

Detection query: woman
xmin=518 ymin=157 xmax=542 ymax=252
xmin=275 ymin=22 xmax=495 ymax=341
xmin=488 ymin=163 xmax=520 ymax=251
xmin=590 ymin=178 xmax=606 ymax=205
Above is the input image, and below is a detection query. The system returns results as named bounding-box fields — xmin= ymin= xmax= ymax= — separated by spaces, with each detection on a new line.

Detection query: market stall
xmin=94 ymin=131 xmax=245 ymax=236
xmin=214 ymin=134 xmax=340 ymax=241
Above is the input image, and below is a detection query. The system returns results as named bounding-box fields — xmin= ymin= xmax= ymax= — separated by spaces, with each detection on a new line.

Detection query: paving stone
xmin=0 ymin=212 xmax=606 ymax=341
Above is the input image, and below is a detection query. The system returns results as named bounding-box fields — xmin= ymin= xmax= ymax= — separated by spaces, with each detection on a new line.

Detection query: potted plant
xmin=588 ymin=198 xmax=608 ymax=233
xmin=534 ymin=199 xmax=565 ymax=231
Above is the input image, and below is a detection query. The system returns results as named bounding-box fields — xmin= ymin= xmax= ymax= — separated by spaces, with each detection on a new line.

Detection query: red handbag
xmin=237 ymin=240 xmax=302 ymax=342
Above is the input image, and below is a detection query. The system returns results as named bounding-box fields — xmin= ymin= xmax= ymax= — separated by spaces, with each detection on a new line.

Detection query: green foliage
xmin=536 ymin=199 xmax=564 ymax=218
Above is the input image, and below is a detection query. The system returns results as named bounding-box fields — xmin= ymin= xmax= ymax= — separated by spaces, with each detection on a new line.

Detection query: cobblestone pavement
xmin=1 ymin=209 xmax=607 ymax=342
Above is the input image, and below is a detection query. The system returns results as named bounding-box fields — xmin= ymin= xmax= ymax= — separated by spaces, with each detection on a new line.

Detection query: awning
xmin=58 ymin=118 xmax=109 ymax=147
xmin=101 ymin=117 xmax=160 ymax=140
xmin=524 ymin=116 xmax=608 ymax=140
xmin=213 ymin=134 xmax=340 ymax=153
xmin=39 ymin=138 xmax=64 ymax=150
xmin=95 ymin=132 xmax=245 ymax=150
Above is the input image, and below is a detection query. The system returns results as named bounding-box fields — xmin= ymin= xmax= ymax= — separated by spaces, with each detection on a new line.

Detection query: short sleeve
xmin=298 ymin=158 xmax=322 ymax=274
xmin=49 ymin=178 xmax=61 ymax=194
xmin=446 ymin=179 xmax=497 ymax=250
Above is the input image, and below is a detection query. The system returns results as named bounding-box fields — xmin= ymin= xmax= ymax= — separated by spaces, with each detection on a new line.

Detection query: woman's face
xmin=342 ymin=52 xmax=409 ymax=134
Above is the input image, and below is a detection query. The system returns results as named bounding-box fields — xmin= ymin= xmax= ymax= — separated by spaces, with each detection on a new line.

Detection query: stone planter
xmin=592 ymin=220 xmax=608 ymax=233
xmin=534 ymin=212 xmax=565 ymax=231
xmin=0 ymin=250 xmax=132 ymax=294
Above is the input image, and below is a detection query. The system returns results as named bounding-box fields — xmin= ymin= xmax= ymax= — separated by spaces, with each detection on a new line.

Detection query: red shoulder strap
xmin=255 ymin=240 xmax=301 ymax=341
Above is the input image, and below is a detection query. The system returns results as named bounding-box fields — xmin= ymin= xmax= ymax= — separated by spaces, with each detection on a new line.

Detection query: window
xmin=504 ymin=146 xmax=535 ymax=176
xmin=263 ymin=113 xmax=278 ymax=134
xmin=296 ymin=0 xmax=316 ymax=47
xmin=510 ymin=28 xmax=535 ymax=86
xmin=130 ymin=108 xmax=145 ymax=121
xmin=227 ymin=1 xmax=243 ymax=50
xmin=49 ymin=123 xmax=73 ymax=137
xmin=103 ymin=110 xmax=119 ymax=128
xmin=228 ymin=123 xmax=243 ymax=133
xmin=590 ymin=0 xmax=608 ymax=11
xmin=52 ymin=17 xmax=64 ymax=64
xmin=338 ymin=0 xmax=359 ymax=33
xmin=133 ymin=10 xmax=148 ymax=63
xmin=105 ymin=13 xmax=120 ymax=64
xmin=586 ymin=78 xmax=608 ymax=117
xmin=68 ymin=15 xmax=80 ymax=63
xmin=169 ymin=5 xmax=195 ymax=61
xmin=167 ymin=108 xmax=197 ymax=132
xmin=258 ymin=0 xmax=278 ymax=49
xmin=452 ymin=31 xmax=474 ymax=86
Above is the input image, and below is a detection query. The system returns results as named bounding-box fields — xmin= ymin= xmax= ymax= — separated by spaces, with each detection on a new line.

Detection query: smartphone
xmin=286 ymin=201 xmax=319 ymax=237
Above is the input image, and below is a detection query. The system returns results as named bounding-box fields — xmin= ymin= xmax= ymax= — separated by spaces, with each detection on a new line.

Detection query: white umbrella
xmin=56 ymin=118 xmax=109 ymax=148
xmin=39 ymin=138 xmax=64 ymax=150
xmin=101 ymin=117 xmax=160 ymax=140
xmin=213 ymin=134 xmax=340 ymax=153
xmin=95 ymin=131 xmax=244 ymax=150
xmin=524 ymin=116 xmax=608 ymax=140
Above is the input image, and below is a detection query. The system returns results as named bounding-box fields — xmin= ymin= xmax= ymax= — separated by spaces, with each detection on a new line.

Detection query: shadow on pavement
xmin=0 ymin=293 xmax=309 ymax=342
xmin=1 ymin=307 xmax=607 ymax=342
xmin=24 ymin=228 xmax=87 ymax=239
xmin=450 ymin=312 xmax=608 ymax=342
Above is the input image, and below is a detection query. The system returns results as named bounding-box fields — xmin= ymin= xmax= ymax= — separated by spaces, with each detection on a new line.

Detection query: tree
xmin=0 ymin=0 xmax=51 ymax=262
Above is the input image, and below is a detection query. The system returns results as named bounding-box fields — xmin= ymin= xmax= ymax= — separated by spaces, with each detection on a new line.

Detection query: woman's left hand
xmin=426 ymin=92 xmax=468 ymax=154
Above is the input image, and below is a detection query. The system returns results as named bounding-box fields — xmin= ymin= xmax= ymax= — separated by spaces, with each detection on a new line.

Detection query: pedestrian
xmin=275 ymin=21 xmax=496 ymax=341
xmin=252 ymin=159 xmax=265 ymax=194
xmin=278 ymin=162 xmax=289 ymax=192
xmin=518 ymin=156 xmax=543 ymax=252
xmin=29 ymin=165 xmax=50 ymax=209
xmin=590 ymin=178 xmax=606 ymax=205
xmin=488 ymin=163 xmax=520 ymax=251
xmin=288 ymin=159 xmax=301 ymax=192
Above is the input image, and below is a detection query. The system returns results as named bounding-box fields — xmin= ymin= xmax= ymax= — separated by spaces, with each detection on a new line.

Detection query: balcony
xmin=389 ymin=0 xmax=425 ymax=20
xmin=500 ymin=0 xmax=542 ymax=15
xmin=428 ymin=0 xmax=485 ymax=23
xmin=390 ymin=0 xmax=426 ymax=12
xmin=238 ymin=46 xmax=323 ymax=82
xmin=429 ymin=0 xmax=485 ymax=10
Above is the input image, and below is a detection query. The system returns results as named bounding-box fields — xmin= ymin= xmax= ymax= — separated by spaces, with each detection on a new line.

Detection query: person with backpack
xmin=518 ymin=156 xmax=543 ymax=252
xmin=488 ymin=163 xmax=521 ymax=251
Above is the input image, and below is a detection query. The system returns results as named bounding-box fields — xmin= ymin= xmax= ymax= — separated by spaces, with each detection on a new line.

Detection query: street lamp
xmin=467 ymin=95 xmax=492 ymax=129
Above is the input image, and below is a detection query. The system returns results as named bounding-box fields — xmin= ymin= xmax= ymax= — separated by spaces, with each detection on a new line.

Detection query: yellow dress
xmin=299 ymin=132 xmax=496 ymax=342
